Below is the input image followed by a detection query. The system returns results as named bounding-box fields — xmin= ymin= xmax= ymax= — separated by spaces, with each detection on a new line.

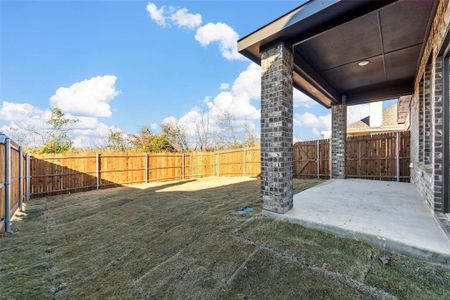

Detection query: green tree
xmin=38 ymin=107 xmax=78 ymax=154
xmin=129 ymin=127 xmax=174 ymax=152
xmin=106 ymin=129 xmax=128 ymax=151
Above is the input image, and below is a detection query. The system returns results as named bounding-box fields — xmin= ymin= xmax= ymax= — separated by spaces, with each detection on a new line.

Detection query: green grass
xmin=1 ymin=177 xmax=449 ymax=299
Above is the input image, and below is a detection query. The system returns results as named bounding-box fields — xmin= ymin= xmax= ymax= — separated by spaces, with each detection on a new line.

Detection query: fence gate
xmin=293 ymin=139 xmax=330 ymax=179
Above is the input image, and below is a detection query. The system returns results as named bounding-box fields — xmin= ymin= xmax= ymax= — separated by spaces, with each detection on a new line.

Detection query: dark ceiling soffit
xmin=286 ymin=0 xmax=397 ymax=47
xmin=345 ymin=79 xmax=414 ymax=105
xmin=237 ymin=0 xmax=327 ymax=45
xmin=238 ymin=0 xmax=398 ymax=62
xmin=293 ymin=53 xmax=339 ymax=104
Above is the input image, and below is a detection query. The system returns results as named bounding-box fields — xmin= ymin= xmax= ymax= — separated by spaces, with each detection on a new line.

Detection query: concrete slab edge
xmin=262 ymin=210 xmax=450 ymax=266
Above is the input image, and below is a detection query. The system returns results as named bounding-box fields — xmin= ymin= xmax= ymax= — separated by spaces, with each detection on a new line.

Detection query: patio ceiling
xmin=238 ymin=0 xmax=437 ymax=107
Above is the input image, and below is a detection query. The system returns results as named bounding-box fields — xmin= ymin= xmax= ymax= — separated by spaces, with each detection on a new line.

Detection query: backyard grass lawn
xmin=1 ymin=177 xmax=450 ymax=299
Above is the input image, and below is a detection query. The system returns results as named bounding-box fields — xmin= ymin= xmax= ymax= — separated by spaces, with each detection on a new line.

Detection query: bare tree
xmin=193 ymin=113 xmax=211 ymax=151
xmin=217 ymin=112 xmax=241 ymax=148
xmin=162 ymin=122 xmax=189 ymax=151
xmin=242 ymin=120 xmax=258 ymax=147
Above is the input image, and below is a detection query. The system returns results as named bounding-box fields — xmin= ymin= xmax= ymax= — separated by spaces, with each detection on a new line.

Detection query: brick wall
xmin=410 ymin=0 xmax=450 ymax=214
xmin=331 ymin=103 xmax=347 ymax=178
xmin=260 ymin=42 xmax=294 ymax=214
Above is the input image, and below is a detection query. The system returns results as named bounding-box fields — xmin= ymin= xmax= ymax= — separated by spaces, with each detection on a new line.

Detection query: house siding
xmin=410 ymin=0 xmax=450 ymax=215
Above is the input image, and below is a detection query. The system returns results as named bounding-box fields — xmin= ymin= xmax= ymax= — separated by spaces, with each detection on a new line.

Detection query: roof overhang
xmin=238 ymin=0 xmax=437 ymax=108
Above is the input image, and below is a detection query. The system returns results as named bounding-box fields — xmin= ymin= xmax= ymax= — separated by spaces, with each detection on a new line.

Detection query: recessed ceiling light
xmin=358 ymin=60 xmax=370 ymax=67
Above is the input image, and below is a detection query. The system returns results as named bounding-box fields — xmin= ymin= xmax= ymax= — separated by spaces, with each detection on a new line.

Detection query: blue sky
xmin=0 ymin=0 xmax=394 ymax=148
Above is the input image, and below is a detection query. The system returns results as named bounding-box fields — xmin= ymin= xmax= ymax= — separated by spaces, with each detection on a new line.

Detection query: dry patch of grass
xmin=1 ymin=177 xmax=449 ymax=299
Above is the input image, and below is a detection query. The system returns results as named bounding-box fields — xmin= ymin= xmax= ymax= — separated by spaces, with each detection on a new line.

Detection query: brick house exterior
xmin=239 ymin=0 xmax=449 ymax=233
xmin=410 ymin=0 xmax=450 ymax=231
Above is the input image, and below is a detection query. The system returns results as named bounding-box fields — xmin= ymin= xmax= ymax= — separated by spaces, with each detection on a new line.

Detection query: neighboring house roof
xmin=348 ymin=104 xmax=405 ymax=133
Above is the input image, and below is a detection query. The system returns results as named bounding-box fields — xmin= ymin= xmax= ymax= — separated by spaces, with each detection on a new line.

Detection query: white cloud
xmin=219 ymin=83 xmax=230 ymax=90
xmin=145 ymin=3 xmax=243 ymax=61
xmin=50 ymin=75 xmax=120 ymax=118
xmin=69 ymin=115 xmax=118 ymax=148
xmin=194 ymin=22 xmax=242 ymax=60
xmin=150 ymin=122 xmax=158 ymax=130
xmin=294 ymin=89 xmax=316 ymax=108
xmin=0 ymin=101 xmax=42 ymax=121
xmin=146 ymin=2 xmax=202 ymax=30
xmin=294 ymin=112 xmax=331 ymax=134
xmin=146 ymin=2 xmax=167 ymax=26
xmin=0 ymin=101 xmax=117 ymax=148
xmin=1 ymin=74 xmax=121 ymax=147
xmin=170 ymin=8 xmax=202 ymax=29
xmin=347 ymin=103 xmax=370 ymax=125
xmin=162 ymin=63 xmax=261 ymax=147
xmin=294 ymin=111 xmax=331 ymax=138
xmin=293 ymin=103 xmax=373 ymax=138
xmin=205 ymin=63 xmax=260 ymax=120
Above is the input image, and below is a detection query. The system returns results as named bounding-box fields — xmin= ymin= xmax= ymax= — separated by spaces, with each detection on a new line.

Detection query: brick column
xmin=331 ymin=102 xmax=347 ymax=178
xmin=260 ymin=42 xmax=293 ymax=214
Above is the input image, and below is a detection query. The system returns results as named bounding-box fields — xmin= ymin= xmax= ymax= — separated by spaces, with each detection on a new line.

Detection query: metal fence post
xmin=26 ymin=154 xmax=30 ymax=201
xmin=190 ymin=153 xmax=193 ymax=178
xmin=5 ymin=138 xmax=11 ymax=232
xmin=18 ymin=146 xmax=23 ymax=210
xmin=243 ymin=147 xmax=247 ymax=176
xmin=96 ymin=153 xmax=100 ymax=189
xmin=316 ymin=140 xmax=320 ymax=179
xmin=181 ymin=152 xmax=185 ymax=180
xmin=396 ymin=132 xmax=400 ymax=182
xmin=218 ymin=151 xmax=220 ymax=177
xmin=145 ymin=153 xmax=149 ymax=183
xmin=212 ymin=152 xmax=215 ymax=176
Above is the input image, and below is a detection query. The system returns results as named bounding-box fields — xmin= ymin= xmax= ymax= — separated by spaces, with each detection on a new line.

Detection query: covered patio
xmin=238 ymin=0 xmax=450 ymax=262
xmin=268 ymin=179 xmax=450 ymax=263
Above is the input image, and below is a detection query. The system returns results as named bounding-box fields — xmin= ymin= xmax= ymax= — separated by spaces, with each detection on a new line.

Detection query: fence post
xmin=218 ymin=151 xmax=220 ymax=177
xmin=190 ymin=153 xmax=193 ymax=178
xmin=5 ymin=138 xmax=11 ymax=232
xmin=145 ymin=153 xmax=149 ymax=183
xmin=396 ymin=132 xmax=400 ymax=182
xmin=212 ymin=152 xmax=215 ymax=176
xmin=96 ymin=153 xmax=100 ymax=189
xmin=181 ymin=152 xmax=185 ymax=180
xmin=19 ymin=146 xmax=23 ymax=210
xmin=243 ymin=147 xmax=247 ymax=176
xmin=316 ymin=141 xmax=320 ymax=178
xmin=26 ymin=154 xmax=30 ymax=201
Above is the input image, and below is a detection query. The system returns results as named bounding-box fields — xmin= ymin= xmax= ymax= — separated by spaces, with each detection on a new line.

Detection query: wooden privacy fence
xmin=1 ymin=131 xmax=411 ymax=232
xmin=0 ymin=134 xmax=29 ymax=233
xmin=29 ymin=147 xmax=261 ymax=198
xmin=293 ymin=131 xmax=410 ymax=182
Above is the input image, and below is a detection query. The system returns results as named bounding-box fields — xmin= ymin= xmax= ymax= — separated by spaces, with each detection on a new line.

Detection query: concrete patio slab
xmin=264 ymin=179 xmax=450 ymax=265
